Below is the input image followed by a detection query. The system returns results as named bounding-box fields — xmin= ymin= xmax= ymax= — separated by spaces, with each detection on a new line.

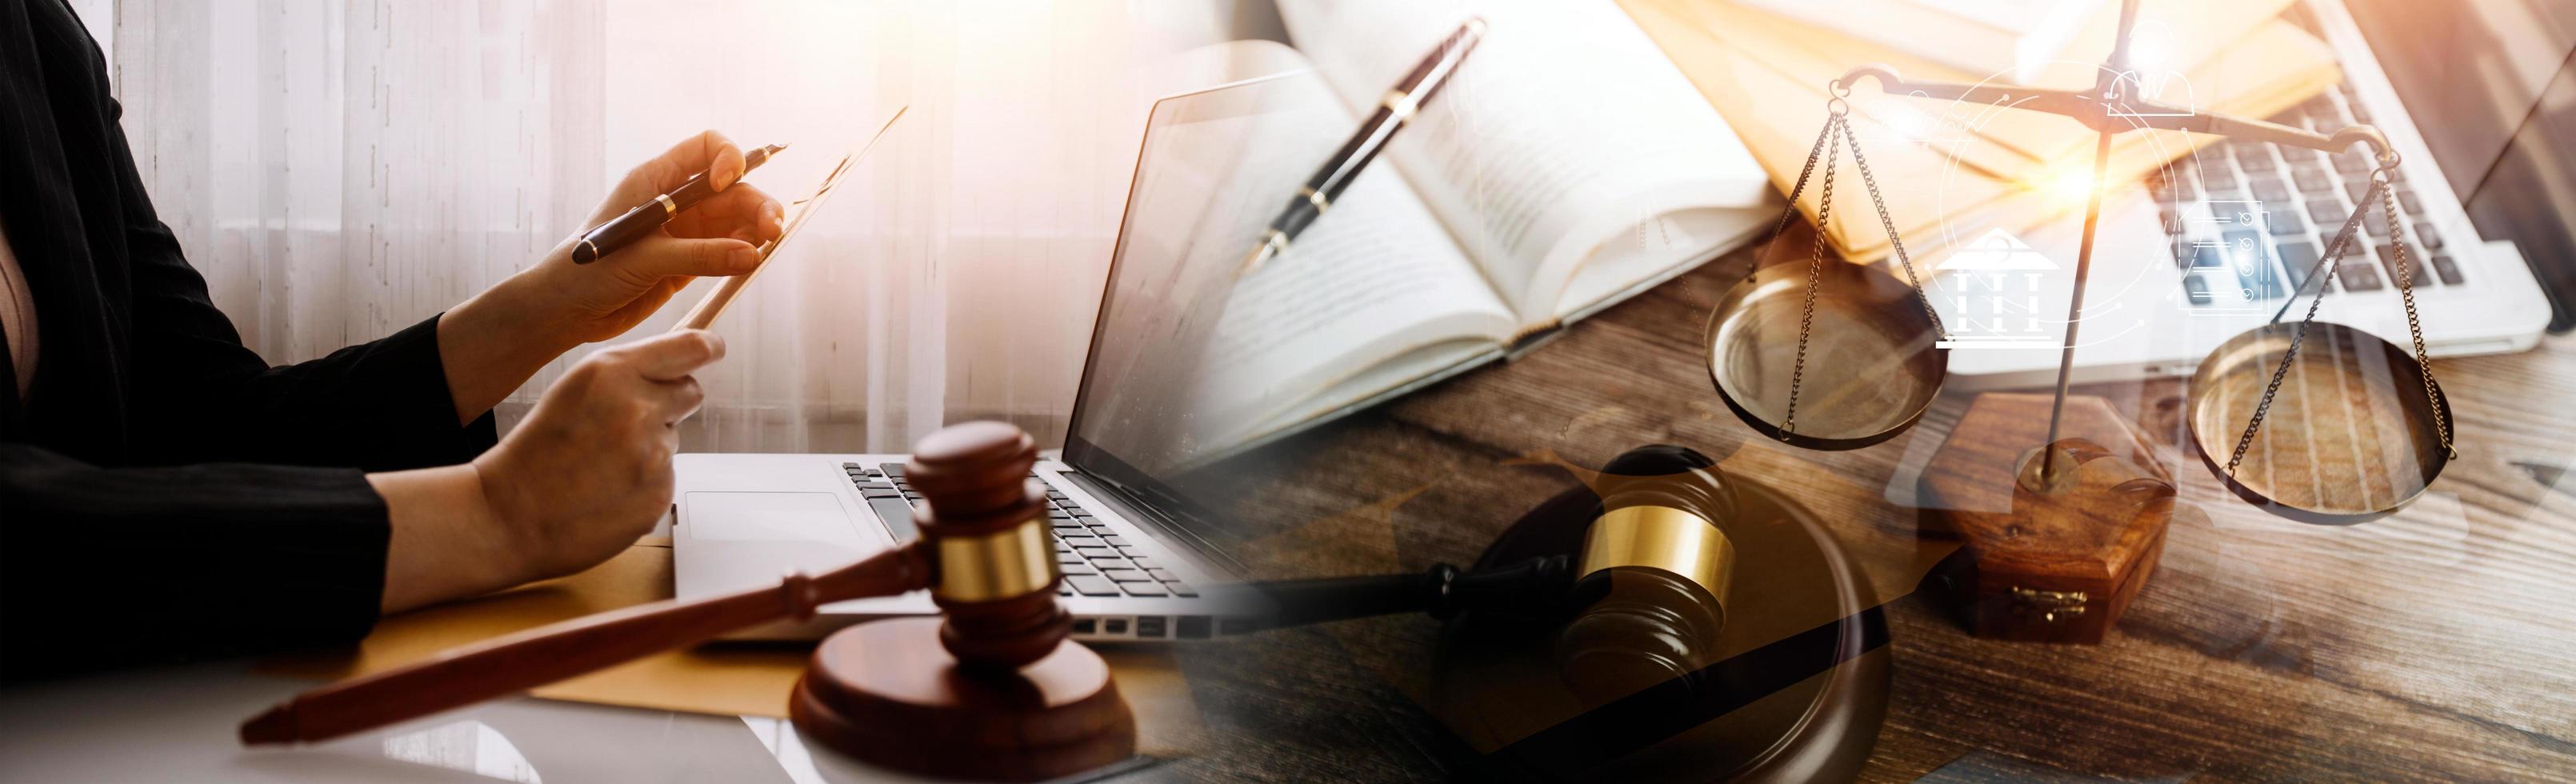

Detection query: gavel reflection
xmin=243 ymin=422 xmax=1133 ymax=782
xmin=1243 ymin=445 xmax=1739 ymax=700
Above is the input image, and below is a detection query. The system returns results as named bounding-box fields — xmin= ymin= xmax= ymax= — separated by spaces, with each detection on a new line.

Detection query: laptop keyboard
xmin=2148 ymin=79 xmax=2462 ymax=308
xmin=841 ymin=462 xmax=1198 ymax=599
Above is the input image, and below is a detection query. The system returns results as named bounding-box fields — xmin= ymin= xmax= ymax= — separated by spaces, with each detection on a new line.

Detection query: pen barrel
xmin=1273 ymin=109 xmax=1402 ymax=241
xmin=571 ymin=202 xmax=673 ymax=263
xmin=242 ymin=542 xmax=929 ymax=746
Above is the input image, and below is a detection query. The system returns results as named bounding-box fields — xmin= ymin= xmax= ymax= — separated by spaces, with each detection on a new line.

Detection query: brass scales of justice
xmin=1703 ymin=0 xmax=2456 ymax=529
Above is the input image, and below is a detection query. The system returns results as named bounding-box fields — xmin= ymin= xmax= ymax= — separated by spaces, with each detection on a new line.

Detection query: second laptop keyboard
xmin=2148 ymin=80 xmax=2462 ymax=309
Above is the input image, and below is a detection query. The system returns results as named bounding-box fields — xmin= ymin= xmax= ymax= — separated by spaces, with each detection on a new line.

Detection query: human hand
xmin=526 ymin=130 xmax=788 ymax=345
xmin=470 ymin=330 xmax=724 ymax=581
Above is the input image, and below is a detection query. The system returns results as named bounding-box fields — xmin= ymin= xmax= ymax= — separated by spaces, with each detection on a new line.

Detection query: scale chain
xmin=2225 ymin=173 xmax=2382 ymax=476
xmin=2377 ymin=170 xmax=2454 ymax=457
xmin=1747 ymin=117 xmax=1841 ymax=287
xmin=1835 ymin=115 xmax=1950 ymax=341
xmin=1781 ymin=115 xmax=1842 ymax=440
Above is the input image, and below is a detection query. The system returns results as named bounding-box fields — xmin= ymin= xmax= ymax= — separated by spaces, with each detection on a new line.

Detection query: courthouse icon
xmin=1934 ymin=228 xmax=2059 ymax=349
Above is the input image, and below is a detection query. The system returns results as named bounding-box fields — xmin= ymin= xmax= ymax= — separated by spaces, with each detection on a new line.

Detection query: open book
xmin=1168 ymin=0 xmax=1774 ymax=458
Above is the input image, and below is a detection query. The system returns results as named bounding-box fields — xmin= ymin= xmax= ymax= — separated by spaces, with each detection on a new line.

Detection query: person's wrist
xmin=485 ymin=254 xmax=590 ymax=355
xmin=466 ymin=450 xmax=554 ymax=585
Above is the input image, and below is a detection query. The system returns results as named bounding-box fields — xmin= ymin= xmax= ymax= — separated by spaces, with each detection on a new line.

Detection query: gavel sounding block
xmin=791 ymin=618 xmax=1135 ymax=781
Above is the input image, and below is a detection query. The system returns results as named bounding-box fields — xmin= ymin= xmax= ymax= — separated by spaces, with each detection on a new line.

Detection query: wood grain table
xmin=1164 ymin=228 xmax=2576 ymax=782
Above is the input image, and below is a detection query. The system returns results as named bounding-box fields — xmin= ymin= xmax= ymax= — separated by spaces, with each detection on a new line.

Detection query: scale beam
xmin=1832 ymin=64 xmax=2396 ymax=161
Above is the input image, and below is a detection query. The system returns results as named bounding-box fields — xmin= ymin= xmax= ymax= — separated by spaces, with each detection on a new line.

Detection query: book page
xmin=1077 ymin=53 xmax=1513 ymax=473
xmin=1274 ymin=0 xmax=1772 ymax=325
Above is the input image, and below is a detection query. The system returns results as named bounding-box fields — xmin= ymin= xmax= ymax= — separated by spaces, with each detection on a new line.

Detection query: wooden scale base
xmin=790 ymin=617 xmax=1136 ymax=782
xmin=1916 ymin=393 xmax=2184 ymax=644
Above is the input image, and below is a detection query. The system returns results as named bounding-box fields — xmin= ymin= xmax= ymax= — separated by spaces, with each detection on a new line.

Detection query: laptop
xmin=1935 ymin=0 xmax=2551 ymax=390
xmin=669 ymin=77 xmax=1312 ymax=643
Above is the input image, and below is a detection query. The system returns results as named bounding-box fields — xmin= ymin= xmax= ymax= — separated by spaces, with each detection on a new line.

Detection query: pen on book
xmin=571 ymin=142 xmax=790 ymax=264
xmin=1236 ymin=18 xmax=1486 ymax=277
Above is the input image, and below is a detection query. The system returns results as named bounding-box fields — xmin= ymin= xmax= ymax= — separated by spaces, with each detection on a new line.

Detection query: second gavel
xmin=1245 ymin=444 xmax=1740 ymax=698
xmin=242 ymin=421 xmax=1134 ymax=782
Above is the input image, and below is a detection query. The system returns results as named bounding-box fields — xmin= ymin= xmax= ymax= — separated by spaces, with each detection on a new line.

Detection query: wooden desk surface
xmin=1168 ymin=233 xmax=2576 ymax=782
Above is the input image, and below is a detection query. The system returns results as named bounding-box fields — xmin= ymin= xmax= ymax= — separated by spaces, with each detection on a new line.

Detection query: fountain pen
xmin=572 ymin=142 xmax=790 ymax=264
xmin=1236 ymin=18 xmax=1486 ymax=276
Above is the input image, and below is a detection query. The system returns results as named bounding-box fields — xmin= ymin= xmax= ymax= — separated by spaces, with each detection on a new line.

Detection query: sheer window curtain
xmin=92 ymin=0 xmax=1275 ymax=453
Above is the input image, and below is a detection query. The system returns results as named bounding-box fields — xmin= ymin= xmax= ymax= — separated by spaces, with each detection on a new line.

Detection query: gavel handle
xmin=242 ymin=542 xmax=930 ymax=746
xmin=1250 ymin=555 xmax=1574 ymax=629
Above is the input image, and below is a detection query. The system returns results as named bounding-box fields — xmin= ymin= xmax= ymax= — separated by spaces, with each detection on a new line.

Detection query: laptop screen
xmin=1060 ymin=72 xmax=1350 ymax=513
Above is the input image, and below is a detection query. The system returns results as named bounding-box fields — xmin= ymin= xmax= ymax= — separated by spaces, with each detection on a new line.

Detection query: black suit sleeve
xmin=98 ymin=93 xmax=498 ymax=472
xmin=0 ymin=444 xmax=392 ymax=676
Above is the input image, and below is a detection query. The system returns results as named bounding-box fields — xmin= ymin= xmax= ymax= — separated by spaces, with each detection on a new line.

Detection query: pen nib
xmin=1234 ymin=232 xmax=1288 ymax=278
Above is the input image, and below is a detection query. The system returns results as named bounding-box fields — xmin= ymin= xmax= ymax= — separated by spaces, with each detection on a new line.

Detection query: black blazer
xmin=0 ymin=1 xmax=498 ymax=677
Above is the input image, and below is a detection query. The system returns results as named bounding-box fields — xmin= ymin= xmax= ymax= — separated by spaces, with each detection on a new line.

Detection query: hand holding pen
xmin=517 ymin=131 xmax=789 ymax=347
xmin=1238 ymin=18 xmax=1486 ymax=277
xmin=575 ymin=137 xmax=790 ymax=264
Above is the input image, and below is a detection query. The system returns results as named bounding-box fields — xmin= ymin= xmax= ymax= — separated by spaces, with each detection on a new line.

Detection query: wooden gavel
xmin=242 ymin=422 xmax=1133 ymax=781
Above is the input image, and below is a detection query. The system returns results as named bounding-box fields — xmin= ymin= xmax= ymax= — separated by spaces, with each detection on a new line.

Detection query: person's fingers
xmin=614 ymin=329 xmax=728 ymax=382
xmin=616 ymin=235 xmax=761 ymax=278
xmin=665 ymin=184 xmax=784 ymax=242
xmin=650 ymin=375 xmax=709 ymax=424
xmin=637 ymin=130 xmax=746 ymax=194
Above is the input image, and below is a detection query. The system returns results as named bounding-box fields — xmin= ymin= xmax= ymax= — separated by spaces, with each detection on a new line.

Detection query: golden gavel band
xmin=238 ymin=423 xmax=1069 ymax=746
xmin=1555 ymin=445 xmax=1739 ymax=702
xmin=1241 ymin=444 xmax=1739 ymax=655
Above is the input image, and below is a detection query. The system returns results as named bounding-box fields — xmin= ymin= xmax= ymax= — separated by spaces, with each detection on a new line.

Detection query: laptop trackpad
xmin=684 ymin=491 xmax=863 ymax=544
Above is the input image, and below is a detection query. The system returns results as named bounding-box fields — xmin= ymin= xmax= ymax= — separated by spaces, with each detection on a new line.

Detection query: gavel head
xmin=1556 ymin=445 xmax=1739 ymax=702
xmin=905 ymin=421 xmax=1070 ymax=670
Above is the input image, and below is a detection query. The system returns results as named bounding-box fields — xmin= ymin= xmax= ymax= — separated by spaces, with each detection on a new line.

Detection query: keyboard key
xmin=1059 ymin=562 xmax=1097 ymax=575
xmin=2362 ymin=208 xmax=2390 ymax=237
xmin=2344 ymin=180 xmax=2370 ymax=202
xmin=2377 ymin=245 xmax=2434 ymax=287
xmin=2397 ymin=190 xmax=2422 ymax=214
xmin=1146 ymin=568 xmax=1178 ymax=582
xmin=1118 ymin=546 xmax=1150 ymax=558
xmin=860 ymin=487 xmax=904 ymax=500
xmin=2414 ymin=222 xmax=2442 ymax=250
xmin=1060 ymin=535 xmax=1101 ymax=548
xmin=1074 ymin=546 xmax=1118 ymax=559
xmin=2278 ymin=242 xmax=2330 ymax=295
xmin=2268 ymin=210 xmax=2306 ymax=236
xmin=1066 ymin=575 xmax=1121 ymax=596
xmin=1100 ymin=535 xmax=1130 ymax=547
xmin=2252 ymin=178 xmax=2291 ymax=203
xmin=1162 ymin=582 xmax=1198 ymax=598
xmin=2332 ymin=151 xmax=2370 ymax=174
xmin=2338 ymin=262 xmax=2385 ymax=291
xmin=1130 ymin=557 xmax=1159 ymax=570
xmin=2191 ymin=246 xmax=2227 ymax=269
xmin=866 ymin=498 xmax=919 ymax=542
xmin=2306 ymin=200 xmax=2346 ymax=226
xmin=2238 ymin=150 xmax=2278 ymax=174
xmin=877 ymin=463 xmax=905 ymax=477
xmin=2202 ymin=167 xmax=2240 ymax=193
xmin=2291 ymin=166 xmax=2333 ymax=194
xmin=2430 ymin=255 xmax=2464 ymax=286
xmin=1087 ymin=555 xmax=1133 ymax=570
xmin=1120 ymin=582 xmax=1169 ymax=598
xmin=1101 ymin=568 xmax=1153 ymax=582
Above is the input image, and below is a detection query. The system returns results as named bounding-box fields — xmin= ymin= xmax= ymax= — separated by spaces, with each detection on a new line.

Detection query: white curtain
xmin=94 ymin=0 xmax=1276 ymax=453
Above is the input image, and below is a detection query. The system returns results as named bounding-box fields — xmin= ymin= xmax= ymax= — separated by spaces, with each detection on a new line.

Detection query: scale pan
xmin=1705 ymin=261 xmax=1946 ymax=450
xmin=2186 ymin=322 xmax=2451 ymax=525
